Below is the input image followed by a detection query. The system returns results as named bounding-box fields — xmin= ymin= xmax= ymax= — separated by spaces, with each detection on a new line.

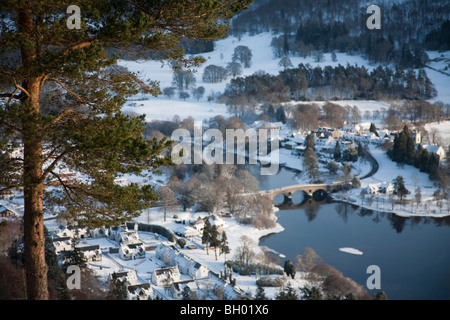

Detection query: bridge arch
xmin=312 ymin=189 xmax=328 ymax=201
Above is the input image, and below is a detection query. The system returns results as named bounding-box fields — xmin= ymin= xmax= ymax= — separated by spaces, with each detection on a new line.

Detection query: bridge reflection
xmin=273 ymin=189 xmax=329 ymax=208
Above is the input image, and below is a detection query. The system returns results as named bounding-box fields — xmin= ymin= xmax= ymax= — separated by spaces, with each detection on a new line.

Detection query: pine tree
xmin=275 ymin=283 xmax=298 ymax=300
xmin=202 ymin=218 xmax=212 ymax=255
xmin=334 ymin=141 xmax=341 ymax=160
xmin=303 ymin=148 xmax=320 ymax=182
xmin=220 ymin=231 xmax=230 ymax=263
xmin=369 ymin=123 xmax=378 ymax=136
xmin=210 ymin=225 xmax=221 ymax=261
xmin=284 ymin=260 xmax=296 ymax=279
xmin=393 ymin=176 xmax=408 ymax=201
xmin=255 ymin=283 xmax=267 ymax=300
xmin=414 ymin=144 xmax=423 ymax=168
xmin=420 ymin=149 xmax=430 ymax=172
xmin=0 ymin=0 xmax=252 ymax=299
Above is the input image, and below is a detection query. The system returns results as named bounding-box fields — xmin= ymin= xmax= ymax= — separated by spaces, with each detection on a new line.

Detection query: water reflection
xmin=276 ymin=197 xmax=450 ymax=233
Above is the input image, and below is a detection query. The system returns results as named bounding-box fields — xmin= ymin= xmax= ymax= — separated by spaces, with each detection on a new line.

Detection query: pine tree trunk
xmin=17 ymin=6 xmax=49 ymax=300
xmin=22 ymin=78 xmax=49 ymax=300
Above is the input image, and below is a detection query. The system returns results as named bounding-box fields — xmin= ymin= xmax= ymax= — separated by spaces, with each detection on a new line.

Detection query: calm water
xmin=255 ymin=168 xmax=450 ymax=300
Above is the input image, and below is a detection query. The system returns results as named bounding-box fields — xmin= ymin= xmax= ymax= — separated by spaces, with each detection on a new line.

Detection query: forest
xmin=221 ymin=63 xmax=437 ymax=104
xmin=230 ymin=0 xmax=450 ymax=64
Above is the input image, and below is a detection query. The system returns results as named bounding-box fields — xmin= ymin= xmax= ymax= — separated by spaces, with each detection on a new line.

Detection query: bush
xmin=256 ymin=276 xmax=286 ymax=287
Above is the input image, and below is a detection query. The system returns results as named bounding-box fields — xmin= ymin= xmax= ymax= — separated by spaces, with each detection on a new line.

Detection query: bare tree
xmin=203 ymin=65 xmax=229 ymax=83
xmin=234 ymin=235 xmax=256 ymax=267
xmin=226 ymin=62 xmax=243 ymax=78
xmin=157 ymin=186 xmax=178 ymax=221
xmin=295 ymin=247 xmax=323 ymax=273
xmin=232 ymin=45 xmax=253 ymax=68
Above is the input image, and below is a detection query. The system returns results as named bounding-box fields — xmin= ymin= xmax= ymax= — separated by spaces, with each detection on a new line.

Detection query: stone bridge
xmin=258 ymin=182 xmax=345 ymax=204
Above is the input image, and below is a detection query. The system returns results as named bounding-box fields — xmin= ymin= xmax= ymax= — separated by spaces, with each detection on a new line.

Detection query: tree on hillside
xmin=232 ymin=45 xmax=253 ymax=68
xmin=209 ymin=225 xmax=221 ymax=261
xmin=0 ymin=0 xmax=252 ymax=300
xmin=334 ymin=141 xmax=341 ymax=161
xmin=369 ymin=123 xmax=378 ymax=136
xmin=157 ymin=186 xmax=178 ymax=222
xmin=201 ymin=218 xmax=212 ymax=255
xmin=203 ymin=65 xmax=228 ymax=83
xmin=284 ymin=260 xmax=296 ymax=279
xmin=173 ymin=70 xmax=197 ymax=91
xmin=393 ymin=176 xmax=409 ymax=201
xmin=279 ymin=56 xmax=293 ymax=69
xmin=303 ymin=148 xmax=320 ymax=182
xmin=226 ymin=61 xmax=243 ymax=78
xmin=219 ymin=231 xmax=230 ymax=263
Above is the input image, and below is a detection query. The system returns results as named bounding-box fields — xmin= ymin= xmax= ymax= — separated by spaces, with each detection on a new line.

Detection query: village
xmin=1 ymin=111 xmax=448 ymax=300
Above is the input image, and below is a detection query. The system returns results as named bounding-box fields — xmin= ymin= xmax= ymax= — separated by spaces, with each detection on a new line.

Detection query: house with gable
xmin=423 ymin=144 xmax=446 ymax=161
xmin=169 ymin=280 xmax=197 ymax=299
xmin=0 ymin=206 xmax=13 ymax=218
xmin=151 ymin=266 xmax=181 ymax=287
xmin=77 ymin=244 xmax=102 ymax=262
xmin=120 ymin=231 xmax=141 ymax=245
xmin=54 ymin=225 xmax=75 ymax=238
xmin=119 ymin=243 xmax=146 ymax=260
xmin=110 ymin=269 xmax=138 ymax=286
xmin=126 ymin=283 xmax=154 ymax=300
xmin=108 ymin=224 xmax=128 ymax=243
xmin=52 ymin=237 xmax=72 ymax=253
xmin=187 ymin=261 xmax=209 ymax=279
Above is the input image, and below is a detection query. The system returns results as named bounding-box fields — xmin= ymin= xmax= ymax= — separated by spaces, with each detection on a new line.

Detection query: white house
xmin=127 ymin=283 xmax=154 ymax=300
xmin=423 ymin=145 xmax=446 ymax=160
xmin=182 ymin=226 xmax=199 ymax=238
xmin=110 ymin=269 xmax=138 ymax=286
xmin=170 ymin=280 xmax=197 ymax=299
xmin=342 ymin=124 xmax=361 ymax=133
xmin=187 ymin=261 xmax=209 ymax=279
xmin=108 ymin=224 xmax=128 ymax=242
xmin=151 ymin=266 xmax=181 ymax=286
xmin=379 ymin=182 xmax=394 ymax=195
xmin=119 ymin=243 xmax=146 ymax=260
xmin=120 ymin=231 xmax=141 ymax=246
xmin=77 ymin=245 xmax=102 ymax=262
xmin=53 ymin=225 xmax=75 ymax=238
xmin=52 ymin=237 xmax=72 ymax=253
xmin=366 ymin=184 xmax=379 ymax=195
xmin=366 ymin=182 xmax=394 ymax=195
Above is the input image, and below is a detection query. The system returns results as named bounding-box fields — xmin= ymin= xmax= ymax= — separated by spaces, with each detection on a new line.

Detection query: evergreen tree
xmin=255 ymin=283 xmax=267 ymax=300
xmin=0 ymin=0 xmax=252 ymax=300
xmin=369 ymin=123 xmax=378 ymax=136
xmin=427 ymin=153 xmax=440 ymax=181
xmin=283 ymin=260 xmax=296 ymax=279
xmin=300 ymin=286 xmax=323 ymax=300
xmin=393 ymin=176 xmax=409 ymax=200
xmin=275 ymin=283 xmax=298 ymax=300
xmin=414 ymin=144 xmax=423 ymax=168
xmin=334 ymin=141 xmax=341 ymax=161
xmin=220 ymin=231 xmax=230 ymax=263
xmin=420 ymin=149 xmax=430 ymax=172
xmin=210 ymin=225 xmax=221 ymax=261
xmin=182 ymin=285 xmax=193 ymax=300
xmin=202 ymin=218 xmax=212 ymax=255
xmin=305 ymin=134 xmax=315 ymax=151
xmin=108 ymin=273 xmax=128 ymax=300
xmin=303 ymin=148 xmax=320 ymax=182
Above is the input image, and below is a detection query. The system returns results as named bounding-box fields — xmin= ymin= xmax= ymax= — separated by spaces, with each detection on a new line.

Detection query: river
xmin=252 ymin=167 xmax=450 ymax=300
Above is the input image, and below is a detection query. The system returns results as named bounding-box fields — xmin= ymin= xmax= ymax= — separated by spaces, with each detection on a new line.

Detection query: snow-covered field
xmin=119 ymin=32 xmax=450 ymax=142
